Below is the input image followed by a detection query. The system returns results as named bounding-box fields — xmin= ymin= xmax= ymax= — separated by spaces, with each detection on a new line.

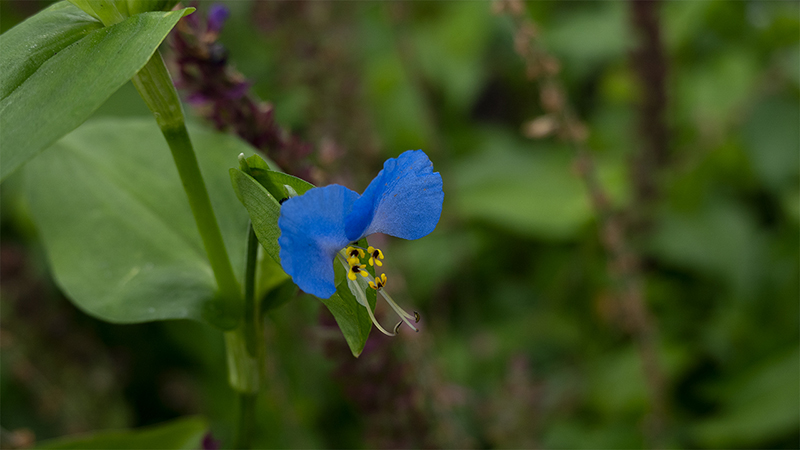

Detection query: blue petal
xmin=278 ymin=185 xmax=359 ymax=298
xmin=345 ymin=150 xmax=444 ymax=241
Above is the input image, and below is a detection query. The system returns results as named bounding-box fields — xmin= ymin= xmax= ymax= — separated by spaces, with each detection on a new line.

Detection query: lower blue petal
xmin=345 ymin=150 xmax=444 ymax=241
xmin=278 ymin=185 xmax=359 ymax=298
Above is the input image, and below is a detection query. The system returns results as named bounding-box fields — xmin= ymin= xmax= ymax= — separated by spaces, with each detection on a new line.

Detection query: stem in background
xmin=131 ymin=51 xmax=242 ymax=321
xmin=496 ymin=0 xmax=668 ymax=446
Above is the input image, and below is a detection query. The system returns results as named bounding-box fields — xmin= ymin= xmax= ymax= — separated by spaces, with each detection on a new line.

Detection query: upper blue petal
xmin=278 ymin=184 xmax=359 ymax=298
xmin=344 ymin=150 xmax=444 ymax=241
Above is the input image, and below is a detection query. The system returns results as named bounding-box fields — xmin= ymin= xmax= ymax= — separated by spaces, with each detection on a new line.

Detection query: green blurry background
xmin=1 ymin=1 xmax=798 ymax=448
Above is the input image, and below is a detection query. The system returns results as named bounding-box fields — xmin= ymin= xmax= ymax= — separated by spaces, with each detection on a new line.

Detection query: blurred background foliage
xmin=1 ymin=1 xmax=798 ymax=448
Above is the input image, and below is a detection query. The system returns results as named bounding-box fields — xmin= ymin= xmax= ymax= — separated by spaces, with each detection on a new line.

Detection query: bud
xmin=522 ymin=115 xmax=558 ymax=139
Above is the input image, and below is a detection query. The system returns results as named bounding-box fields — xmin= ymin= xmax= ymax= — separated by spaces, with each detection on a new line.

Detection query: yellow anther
xmin=348 ymin=263 xmax=368 ymax=281
xmin=346 ymin=246 xmax=365 ymax=260
xmin=367 ymin=246 xmax=384 ymax=267
xmin=369 ymin=273 xmax=388 ymax=290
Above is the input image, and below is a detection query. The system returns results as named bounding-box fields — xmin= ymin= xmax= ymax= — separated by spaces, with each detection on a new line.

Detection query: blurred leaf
xmin=24 ymin=118 xmax=250 ymax=329
xmin=412 ymin=2 xmax=492 ymax=111
xmin=452 ymin=130 xmax=626 ymax=239
xmin=692 ymin=346 xmax=800 ymax=447
xmin=742 ymin=95 xmax=800 ymax=191
xmin=0 ymin=1 xmax=193 ymax=180
xmin=362 ymin=18 xmax=429 ymax=150
xmin=678 ymin=51 xmax=759 ymax=134
xmin=649 ymin=200 xmax=763 ymax=298
xmin=543 ymin=2 xmax=629 ymax=79
xmin=36 ymin=416 xmax=208 ymax=449
xmin=663 ymin=1 xmax=712 ymax=51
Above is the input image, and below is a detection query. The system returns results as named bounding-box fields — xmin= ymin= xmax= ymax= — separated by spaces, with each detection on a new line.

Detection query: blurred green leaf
xmin=412 ymin=2 xmax=492 ymax=111
xmin=24 ymin=118 xmax=250 ymax=328
xmin=648 ymin=200 xmax=763 ymax=298
xmin=543 ymin=2 xmax=628 ymax=79
xmin=692 ymin=346 xmax=800 ymax=447
xmin=0 ymin=1 xmax=193 ymax=180
xmin=678 ymin=51 xmax=759 ymax=134
xmin=742 ymin=96 xmax=800 ymax=191
xmin=452 ymin=130 xmax=627 ymax=239
xmin=36 ymin=416 xmax=208 ymax=449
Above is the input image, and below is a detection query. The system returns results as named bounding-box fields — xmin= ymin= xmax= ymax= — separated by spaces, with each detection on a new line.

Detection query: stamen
xmin=379 ymin=289 xmax=418 ymax=332
xmin=362 ymin=293 xmax=397 ymax=336
xmin=367 ymin=246 xmax=384 ymax=267
xmin=369 ymin=273 xmax=388 ymax=290
xmin=345 ymin=246 xmax=365 ymax=260
xmin=348 ymin=263 xmax=368 ymax=281
xmin=393 ymin=321 xmax=403 ymax=334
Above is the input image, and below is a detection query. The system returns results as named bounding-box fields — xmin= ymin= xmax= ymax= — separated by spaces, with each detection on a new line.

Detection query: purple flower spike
xmin=207 ymin=4 xmax=230 ymax=34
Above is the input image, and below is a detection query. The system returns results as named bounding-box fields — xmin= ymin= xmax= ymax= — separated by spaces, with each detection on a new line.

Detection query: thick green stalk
xmin=131 ymin=51 xmax=242 ymax=320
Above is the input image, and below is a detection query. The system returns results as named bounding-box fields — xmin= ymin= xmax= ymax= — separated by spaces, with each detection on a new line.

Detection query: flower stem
xmin=131 ymin=51 xmax=242 ymax=322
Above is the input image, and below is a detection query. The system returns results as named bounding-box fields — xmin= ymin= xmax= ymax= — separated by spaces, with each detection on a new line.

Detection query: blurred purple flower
xmin=206 ymin=4 xmax=229 ymax=35
xmin=169 ymin=4 xmax=316 ymax=181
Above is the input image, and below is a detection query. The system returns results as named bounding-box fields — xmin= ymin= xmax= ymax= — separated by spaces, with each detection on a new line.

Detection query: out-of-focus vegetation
xmin=1 ymin=1 xmax=798 ymax=448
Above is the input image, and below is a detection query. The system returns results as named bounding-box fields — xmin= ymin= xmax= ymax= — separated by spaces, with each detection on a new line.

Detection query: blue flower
xmin=278 ymin=150 xmax=443 ymax=333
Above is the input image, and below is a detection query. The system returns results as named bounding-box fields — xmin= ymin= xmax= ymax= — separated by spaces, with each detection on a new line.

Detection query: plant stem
xmin=243 ymin=224 xmax=261 ymax=355
xmin=131 ymin=51 xmax=242 ymax=321
xmin=235 ymin=393 xmax=257 ymax=449
xmin=227 ymin=224 xmax=263 ymax=448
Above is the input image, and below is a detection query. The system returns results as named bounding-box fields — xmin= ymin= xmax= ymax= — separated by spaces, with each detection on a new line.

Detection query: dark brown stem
xmin=630 ymin=0 xmax=669 ymax=229
xmin=497 ymin=0 xmax=669 ymax=446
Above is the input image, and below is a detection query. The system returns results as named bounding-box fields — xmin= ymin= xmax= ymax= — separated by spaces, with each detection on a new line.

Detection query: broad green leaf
xmin=0 ymin=2 xmax=194 ymax=180
xmin=24 ymin=118 xmax=251 ymax=328
xmin=36 ymin=416 xmax=208 ymax=449
xmin=0 ymin=2 xmax=102 ymax=99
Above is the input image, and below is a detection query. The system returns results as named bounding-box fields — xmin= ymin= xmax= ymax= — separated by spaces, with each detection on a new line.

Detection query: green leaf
xmin=691 ymin=347 xmax=800 ymax=447
xmin=453 ymin=130 xmax=628 ymax=239
xmin=0 ymin=1 xmax=194 ymax=180
xmin=36 ymin=416 xmax=208 ymax=449
xmin=24 ymin=118 xmax=251 ymax=328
